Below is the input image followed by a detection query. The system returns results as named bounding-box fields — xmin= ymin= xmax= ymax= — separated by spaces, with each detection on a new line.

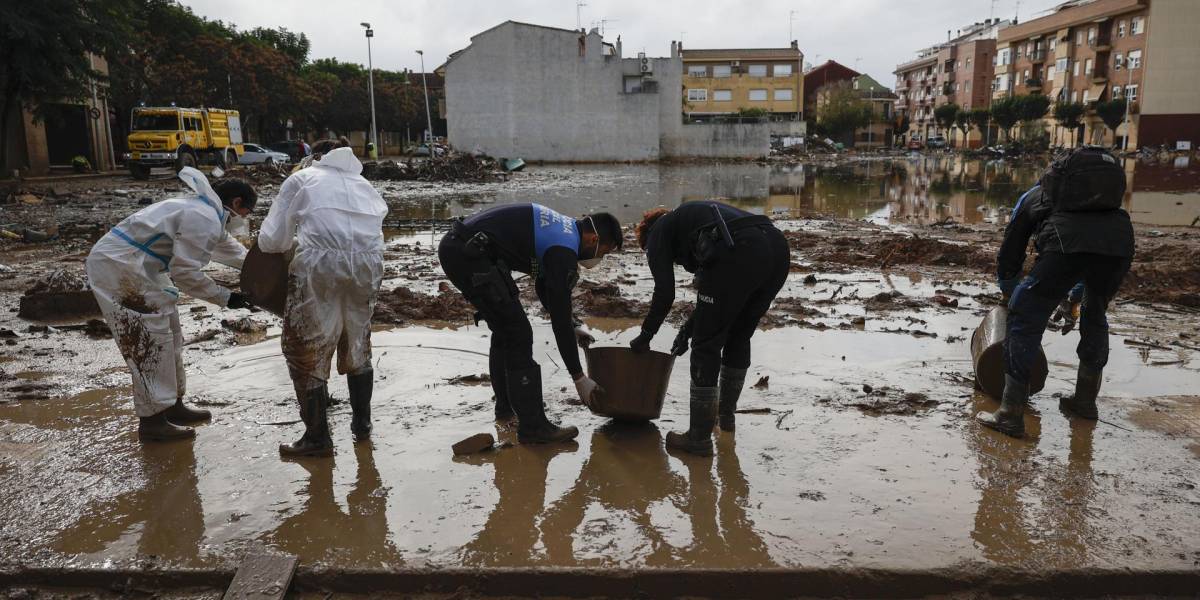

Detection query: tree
xmin=1094 ymin=98 xmax=1128 ymax=146
xmin=1052 ymin=101 xmax=1086 ymax=146
xmin=817 ymin=82 xmax=871 ymax=144
xmin=969 ymin=108 xmax=991 ymax=145
xmin=934 ymin=103 xmax=960 ymax=142
xmin=894 ymin=114 xmax=911 ymax=142
xmin=989 ymin=97 xmax=1020 ymax=141
xmin=1 ymin=0 xmax=134 ymax=172
xmin=954 ymin=110 xmax=972 ymax=148
xmin=1015 ymin=93 xmax=1050 ymax=141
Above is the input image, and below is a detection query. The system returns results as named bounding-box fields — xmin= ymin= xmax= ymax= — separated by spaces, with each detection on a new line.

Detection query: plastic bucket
xmin=584 ymin=346 xmax=675 ymax=421
xmin=239 ymin=242 xmax=291 ymax=317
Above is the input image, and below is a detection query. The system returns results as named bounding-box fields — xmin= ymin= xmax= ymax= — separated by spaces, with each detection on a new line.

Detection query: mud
xmin=372 ymin=284 xmax=475 ymax=325
xmin=362 ymin=153 xmax=508 ymax=183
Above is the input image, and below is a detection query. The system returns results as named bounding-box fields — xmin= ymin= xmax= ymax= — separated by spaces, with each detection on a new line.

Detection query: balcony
xmin=896 ymin=80 xmax=910 ymax=91
xmin=1089 ymin=34 xmax=1112 ymax=52
xmin=1092 ymin=64 xmax=1109 ymax=83
xmin=1029 ymin=49 xmax=1046 ymax=63
xmin=1025 ymin=78 xmax=1044 ymax=91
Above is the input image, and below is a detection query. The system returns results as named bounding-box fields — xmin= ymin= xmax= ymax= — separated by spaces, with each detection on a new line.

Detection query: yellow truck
xmin=125 ymin=107 xmax=244 ymax=179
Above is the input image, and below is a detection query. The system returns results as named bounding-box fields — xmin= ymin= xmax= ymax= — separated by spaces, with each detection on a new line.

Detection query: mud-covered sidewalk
xmin=1 ymin=166 xmax=1199 ymax=598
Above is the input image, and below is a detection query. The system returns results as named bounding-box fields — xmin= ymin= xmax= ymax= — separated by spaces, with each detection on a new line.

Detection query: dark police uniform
xmin=438 ymin=203 xmax=585 ymax=412
xmin=640 ymin=202 xmax=790 ymax=387
xmin=998 ymin=185 xmax=1135 ymax=385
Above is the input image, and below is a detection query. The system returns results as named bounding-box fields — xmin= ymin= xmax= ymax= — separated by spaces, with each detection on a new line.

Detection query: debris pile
xmin=373 ymin=285 xmax=475 ymax=324
xmin=223 ymin=163 xmax=290 ymax=184
xmin=18 ymin=270 xmax=100 ymax=320
xmin=362 ymin=152 xmax=509 ymax=184
xmin=1123 ymin=243 xmax=1200 ymax=307
xmin=786 ymin=230 xmax=993 ymax=272
xmin=572 ymin=281 xmax=648 ymax=319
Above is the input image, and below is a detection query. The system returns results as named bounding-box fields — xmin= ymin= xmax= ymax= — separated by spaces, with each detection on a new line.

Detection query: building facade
xmin=814 ymin=74 xmax=897 ymax=149
xmin=680 ymin=45 xmax=804 ymax=121
xmin=995 ymin=0 xmax=1200 ymax=149
xmin=803 ymin=60 xmax=860 ymax=121
xmin=443 ymin=21 xmax=772 ymax=161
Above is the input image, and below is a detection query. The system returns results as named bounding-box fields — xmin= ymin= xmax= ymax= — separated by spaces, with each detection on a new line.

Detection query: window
xmin=687 ymin=88 xmax=708 ymax=102
xmin=1073 ymin=60 xmax=1080 ymax=76
xmin=687 ymin=65 xmax=706 ymax=77
xmin=1126 ymin=84 xmax=1138 ymax=103
xmin=1016 ymin=46 xmax=1023 ymax=59
xmin=1024 ymin=69 xmax=1030 ymax=80
xmin=1076 ymin=31 xmax=1083 ymax=45
xmin=1049 ymin=38 xmax=1057 ymax=51
xmin=712 ymin=65 xmax=731 ymax=78
xmin=1132 ymin=16 xmax=1144 ymax=35
xmin=1113 ymin=85 xmax=1123 ymax=98
xmin=966 ymin=80 xmax=971 ymax=91
xmin=1056 ymin=57 xmax=1068 ymax=72
xmin=1083 ymin=89 xmax=1090 ymax=102
xmin=713 ymin=89 xmax=732 ymax=101
xmin=748 ymin=89 xmax=768 ymax=101
xmin=1128 ymin=49 xmax=1142 ymax=69
xmin=1047 ymin=66 xmax=1055 ymax=81
xmin=1088 ymin=27 xmax=1097 ymax=44
xmin=774 ymin=64 xmax=792 ymax=77
xmin=747 ymin=64 xmax=767 ymax=77
xmin=1085 ymin=58 xmax=1093 ymax=75
xmin=774 ymin=88 xmax=793 ymax=101
xmin=1118 ymin=20 xmax=1127 ymax=37
xmin=1072 ymin=91 xmax=1079 ymax=102
xmin=966 ymin=57 xmax=972 ymax=66
xmin=1114 ymin=52 xmax=1124 ymax=70
xmin=998 ymin=48 xmax=1010 ymax=65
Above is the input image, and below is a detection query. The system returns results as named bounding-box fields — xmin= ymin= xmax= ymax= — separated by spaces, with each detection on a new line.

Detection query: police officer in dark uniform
xmin=629 ymin=202 xmax=790 ymax=456
xmin=439 ymin=203 xmax=623 ymax=443
xmin=978 ymin=146 xmax=1135 ymax=438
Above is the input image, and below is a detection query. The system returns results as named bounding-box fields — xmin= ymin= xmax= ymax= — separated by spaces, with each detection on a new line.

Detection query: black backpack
xmin=1039 ymin=146 xmax=1126 ymax=212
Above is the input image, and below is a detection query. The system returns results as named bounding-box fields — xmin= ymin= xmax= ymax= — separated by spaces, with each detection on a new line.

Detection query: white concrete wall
xmin=662 ymin=122 xmax=773 ymax=159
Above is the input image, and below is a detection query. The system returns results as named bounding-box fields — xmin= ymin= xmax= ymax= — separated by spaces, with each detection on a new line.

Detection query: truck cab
xmin=126 ymin=107 xmax=244 ymax=179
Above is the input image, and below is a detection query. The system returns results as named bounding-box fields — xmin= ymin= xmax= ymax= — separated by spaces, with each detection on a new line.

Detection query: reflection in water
xmin=969 ymin=394 xmax=1098 ymax=568
xmin=265 ymin=444 xmax=400 ymax=567
xmin=52 ymin=441 xmax=204 ymax=562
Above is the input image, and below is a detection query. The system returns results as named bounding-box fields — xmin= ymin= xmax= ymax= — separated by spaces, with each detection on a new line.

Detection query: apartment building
xmin=803 ymin=60 xmax=860 ymax=119
xmin=680 ymin=44 xmax=804 ymax=121
xmin=895 ymin=19 xmax=1011 ymax=146
xmin=814 ymin=74 xmax=897 ymax=149
xmin=994 ymin=0 xmax=1200 ymax=149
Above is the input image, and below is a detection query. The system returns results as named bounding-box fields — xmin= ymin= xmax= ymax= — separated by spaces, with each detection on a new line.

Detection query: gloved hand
xmin=1051 ymin=300 xmax=1081 ymax=335
xmin=671 ymin=320 xmax=693 ymax=356
xmin=573 ymin=374 xmax=604 ymax=408
xmin=997 ymin=276 xmax=1020 ymax=299
xmin=574 ymin=325 xmax=595 ymax=349
xmin=629 ymin=329 xmax=653 ymax=353
xmin=227 ymin=291 xmax=254 ymax=310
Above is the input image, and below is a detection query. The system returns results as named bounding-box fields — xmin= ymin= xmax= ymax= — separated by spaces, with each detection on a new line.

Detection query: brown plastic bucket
xmin=239 ymin=241 xmax=291 ymax=317
xmin=971 ymin=305 xmax=1048 ymax=399
xmin=584 ymin=346 xmax=675 ymax=421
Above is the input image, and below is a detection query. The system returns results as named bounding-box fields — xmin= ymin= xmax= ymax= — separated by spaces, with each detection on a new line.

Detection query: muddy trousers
xmin=689 ymin=225 xmax=790 ymax=388
xmin=281 ymin=250 xmax=381 ymax=401
xmin=1004 ymin=252 xmax=1130 ymax=385
xmin=438 ymin=233 xmax=537 ymax=406
xmin=86 ymin=255 xmax=186 ymax=417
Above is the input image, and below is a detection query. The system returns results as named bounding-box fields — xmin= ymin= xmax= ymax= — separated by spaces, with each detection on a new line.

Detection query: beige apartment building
xmin=895 ymin=19 xmax=1011 ymax=146
xmin=680 ymin=43 xmax=804 ymax=121
xmin=994 ymin=0 xmax=1200 ymax=149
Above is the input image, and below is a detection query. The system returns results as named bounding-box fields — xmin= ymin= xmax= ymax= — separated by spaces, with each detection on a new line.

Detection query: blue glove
xmin=998 ymin=277 xmax=1020 ymax=298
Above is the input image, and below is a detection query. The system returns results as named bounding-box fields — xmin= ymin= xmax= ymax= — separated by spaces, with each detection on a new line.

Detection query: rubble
xmin=372 ymin=285 xmax=475 ymax=324
xmin=361 ymin=152 xmax=509 ymax=183
xmin=17 ymin=270 xmax=100 ymax=320
xmin=221 ymin=317 xmax=268 ymax=334
xmin=223 ymin=163 xmax=291 ymax=185
xmin=452 ymin=432 xmax=496 ymax=455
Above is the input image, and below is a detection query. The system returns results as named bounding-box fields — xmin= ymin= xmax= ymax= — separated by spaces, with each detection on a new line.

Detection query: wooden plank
xmin=222 ymin=551 xmax=298 ymax=600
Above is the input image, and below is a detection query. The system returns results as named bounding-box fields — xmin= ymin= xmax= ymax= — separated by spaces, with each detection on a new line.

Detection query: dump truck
xmin=125 ymin=107 xmax=244 ymax=179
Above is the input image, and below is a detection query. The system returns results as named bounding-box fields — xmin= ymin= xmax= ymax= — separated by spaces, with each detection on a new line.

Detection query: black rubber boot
xmin=138 ymin=411 xmax=195 ymax=442
xmin=508 ymin=366 xmax=578 ymax=444
xmin=279 ymin=385 xmax=334 ymax=458
xmin=717 ymin=366 xmax=747 ymax=432
xmin=976 ymin=374 xmax=1027 ymax=438
xmin=348 ymin=369 xmax=373 ymax=441
xmin=666 ymin=385 xmax=718 ymax=456
xmin=1060 ymin=364 xmax=1101 ymax=420
xmin=494 ymin=395 xmax=515 ymax=422
xmin=165 ymin=398 xmax=211 ymax=424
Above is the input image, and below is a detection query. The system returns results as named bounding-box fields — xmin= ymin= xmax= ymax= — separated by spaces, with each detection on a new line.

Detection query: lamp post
xmin=361 ymin=23 xmax=378 ymax=158
xmin=416 ymin=50 xmax=434 ymax=145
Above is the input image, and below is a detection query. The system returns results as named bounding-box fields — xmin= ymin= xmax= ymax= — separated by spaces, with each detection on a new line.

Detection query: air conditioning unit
xmin=731 ymin=60 xmax=741 ymax=67
xmin=638 ymin=52 xmax=652 ymax=74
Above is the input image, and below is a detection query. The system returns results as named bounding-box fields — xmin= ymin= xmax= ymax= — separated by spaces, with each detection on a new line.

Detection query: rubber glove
xmin=1051 ymin=299 xmax=1081 ymax=335
xmin=574 ymin=373 xmax=603 ymax=408
xmin=671 ymin=318 xmax=694 ymax=357
xmin=998 ymin=276 xmax=1020 ymax=299
xmin=629 ymin=329 xmax=653 ymax=353
xmin=227 ymin=291 xmax=254 ymax=310
xmin=574 ymin=325 xmax=595 ymax=349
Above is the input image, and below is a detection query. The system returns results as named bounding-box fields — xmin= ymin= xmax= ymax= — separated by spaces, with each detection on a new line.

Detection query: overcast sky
xmin=182 ymin=0 xmax=1064 ymax=85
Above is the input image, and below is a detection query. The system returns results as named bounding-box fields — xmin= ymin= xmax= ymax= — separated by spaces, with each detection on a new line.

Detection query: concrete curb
xmin=3 ymin=566 xmax=1200 ymax=597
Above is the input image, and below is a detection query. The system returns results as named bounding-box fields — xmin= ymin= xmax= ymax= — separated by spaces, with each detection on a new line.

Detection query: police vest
xmin=531 ymin=204 xmax=580 ymax=272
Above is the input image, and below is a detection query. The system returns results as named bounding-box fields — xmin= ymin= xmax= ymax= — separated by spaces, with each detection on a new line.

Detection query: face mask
xmin=225 ymin=214 xmax=249 ymax=237
xmin=578 ymin=217 xmax=604 ymax=269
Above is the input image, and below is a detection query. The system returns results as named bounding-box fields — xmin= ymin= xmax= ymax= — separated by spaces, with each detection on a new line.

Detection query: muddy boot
xmin=279 ymin=385 xmax=334 ymax=458
xmin=138 ymin=411 xmax=195 ymax=442
xmin=494 ymin=395 xmax=515 ymax=422
xmin=975 ymin=374 xmax=1027 ymax=438
xmin=717 ymin=366 xmax=747 ymax=432
xmin=666 ymin=385 xmax=718 ymax=456
xmin=1060 ymin=364 xmax=1101 ymax=420
xmin=348 ymin=369 xmax=373 ymax=441
xmin=508 ymin=366 xmax=578 ymax=444
xmin=165 ymin=398 xmax=211 ymax=424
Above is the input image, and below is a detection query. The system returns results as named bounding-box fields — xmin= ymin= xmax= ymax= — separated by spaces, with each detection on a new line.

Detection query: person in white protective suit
xmin=258 ymin=144 xmax=388 ymax=458
xmin=86 ymin=168 xmax=258 ymax=441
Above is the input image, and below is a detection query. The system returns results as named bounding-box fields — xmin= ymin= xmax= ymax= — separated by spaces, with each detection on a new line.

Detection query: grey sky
xmin=181 ymin=0 xmax=1063 ymax=86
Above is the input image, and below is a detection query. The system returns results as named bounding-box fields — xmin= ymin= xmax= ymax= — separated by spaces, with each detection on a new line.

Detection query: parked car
xmin=907 ymin=138 xmax=923 ymax=150
xmin=267 ymin=140 xmax=309 ymax=162
xmin=925 ymin=135 xmax=948 ymax=149
xmin=412 ymin=143 xmax=446 ymax=157
xmin=239 ymin=143 xmax=291 ymax=165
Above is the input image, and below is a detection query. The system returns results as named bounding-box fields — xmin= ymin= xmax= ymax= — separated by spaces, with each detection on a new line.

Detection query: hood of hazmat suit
xmin=84 ymin=167 xmax=249 ymax=417
xmin=258 ymin=146 xmax=389 ymax=392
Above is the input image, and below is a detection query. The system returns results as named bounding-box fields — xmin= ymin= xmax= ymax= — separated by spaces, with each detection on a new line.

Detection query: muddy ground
xmin=1 ymin=160 xmax=1198 ymax=598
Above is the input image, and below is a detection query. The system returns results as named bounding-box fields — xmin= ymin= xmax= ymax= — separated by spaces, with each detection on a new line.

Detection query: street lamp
xmin=361 ymin=22 xmax=378 ymax=158
xmin=416 ymin=50 xmax=434 ymax=145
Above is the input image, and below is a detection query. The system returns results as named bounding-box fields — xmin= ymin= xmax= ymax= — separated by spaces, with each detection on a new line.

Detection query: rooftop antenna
xmin=597 ymin=17 xmax=619 ymax=35
xmin=1014 ymin=0 xmax=1021 ymax=22
xmin=989 ymin=0 xmax=997 ymax=20
xmin=789 ymin=10 xmax=798 ymax=43
xmin=576 ymin=0 xmax=587 ymax=30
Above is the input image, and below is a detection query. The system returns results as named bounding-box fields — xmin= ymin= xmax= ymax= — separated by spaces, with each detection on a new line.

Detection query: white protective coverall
xmin=258 ymin=147 xmax=387 ymax=393
xmin=86 ymin=167 xmax=247 ymax=416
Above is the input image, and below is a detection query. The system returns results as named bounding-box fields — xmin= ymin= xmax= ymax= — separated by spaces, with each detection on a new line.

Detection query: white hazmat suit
xmin=258 ymin=147 xmax=387 ymax=395
xmin=86 ymin=167 xmax=247 ymax=417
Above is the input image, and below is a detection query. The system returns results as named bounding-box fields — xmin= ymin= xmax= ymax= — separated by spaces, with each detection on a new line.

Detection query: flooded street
xmin=2 ymin=157 xmax=1199 ymax=596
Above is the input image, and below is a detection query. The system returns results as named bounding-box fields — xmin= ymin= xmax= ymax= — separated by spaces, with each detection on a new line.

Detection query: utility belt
xmin=693 ymin=211 xmax=773 ymax=267
xmin=451 ymin=218 xmax=518 ymax=326
xmin=451 ymin=218 xmax=499 ymax=262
